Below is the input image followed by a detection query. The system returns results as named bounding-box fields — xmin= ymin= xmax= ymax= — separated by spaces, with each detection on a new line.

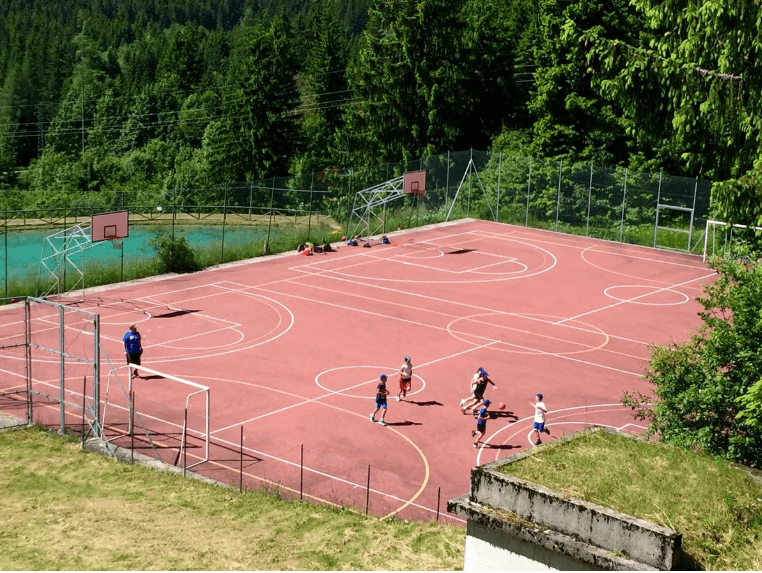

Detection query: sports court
xmin=0 ymin=218 xmax=716 ymax=524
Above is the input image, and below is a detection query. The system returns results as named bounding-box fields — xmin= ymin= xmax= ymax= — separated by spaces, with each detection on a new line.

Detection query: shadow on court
xmin=152 ymin=309 xmax=201 ymax=318
xmin=491 ymin=410 xmax=518 ymax=421
xmin=481 ymin=443 xmax=520 ymax=451
xmin=386 ymin=420 xmax=423 ymax=427
xmin=405 ymin=400 xmax=444 ymax=407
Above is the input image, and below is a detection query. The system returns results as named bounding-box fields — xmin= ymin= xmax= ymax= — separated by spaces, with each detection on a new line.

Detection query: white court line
xmin=474 ymin=228 xmax=709 ymax=271
xmin=229 ymin=283 xmax=645 ymax=375
xmin=261 ymin=268 xmax=657 ymax=349
xmin=209 ymin=430 xmax=466 ymax=524
xmin=476 ymin=403 xmax=628 ymax=465
xmin=285 ymin=257 xmax=660 ymax=344
xmin=556 ymin=271 xmax=716 ymax=325
xmin=289 ymin=233 xmax=559 ymax=284
xmin=211 ymin=340 xmax=500 ymax=434
xmin=40 ymin=378 xmax=462 ymax=524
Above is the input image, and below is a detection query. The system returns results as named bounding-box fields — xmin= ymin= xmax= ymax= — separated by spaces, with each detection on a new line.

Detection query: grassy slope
xmin=500 ymin=429 xmax=762 ymax=570
xmin=0 ymin=426 xmax=464 ymax=571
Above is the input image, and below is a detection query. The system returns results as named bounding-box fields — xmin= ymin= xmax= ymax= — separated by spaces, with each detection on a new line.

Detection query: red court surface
xmin=0 ymin=219 xmax=717 ymax=525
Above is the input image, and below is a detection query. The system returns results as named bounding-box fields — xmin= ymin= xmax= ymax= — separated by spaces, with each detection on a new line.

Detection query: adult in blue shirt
xmin=123 ymin=324 xmax=143 ymax=378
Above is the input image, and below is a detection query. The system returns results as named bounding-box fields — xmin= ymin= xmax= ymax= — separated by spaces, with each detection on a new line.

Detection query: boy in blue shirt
xmin=370 ymin=374 xmax=389 ymax=427
xmin=472 ymin=399 xmax=491 ymax=448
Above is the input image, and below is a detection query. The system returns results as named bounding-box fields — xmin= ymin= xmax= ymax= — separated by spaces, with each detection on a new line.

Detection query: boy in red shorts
xmin=397 ymin=356 xmax=413 ymax=401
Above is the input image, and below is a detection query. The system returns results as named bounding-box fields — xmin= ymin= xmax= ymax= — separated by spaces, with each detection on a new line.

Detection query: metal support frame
xmin=37 ymin=221 xmax=95 ymax=299
xmin=347 ymin=175 xmax=405 ymax=239
xmin=445 ymin=158 xmax=495 ymax=222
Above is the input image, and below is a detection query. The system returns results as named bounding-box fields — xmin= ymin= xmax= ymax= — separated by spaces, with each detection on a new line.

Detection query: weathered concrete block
xmin=449 ymin=495 xmax=657 ymax=571
xmin=466 ymin=428 xmax=682 ymax=570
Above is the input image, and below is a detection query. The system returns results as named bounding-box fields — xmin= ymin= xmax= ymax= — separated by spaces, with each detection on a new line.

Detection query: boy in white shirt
xmin=531 ymin=393 xmax=547 ymax=446
xmin=397 ymin=356 xmax=413 ymax=401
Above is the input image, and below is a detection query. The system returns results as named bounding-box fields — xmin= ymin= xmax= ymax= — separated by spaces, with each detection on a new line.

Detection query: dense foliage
xmin=1 ymin=0 xmax=761 ymax=225
xmin=624 ymin=242 xmax=762 ymax=468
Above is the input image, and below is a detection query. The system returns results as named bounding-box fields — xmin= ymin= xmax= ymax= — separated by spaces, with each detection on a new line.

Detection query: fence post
xmin=130 ymin=390 xmax=135 ymax=464
xmin=555 ymin=159 xmax=563 ymax=232
xmin=436 ymin=486 xmax=441 ymax=522
xmin=93 ymin=313 xmax=101 ymax=438
xmin=365 ymin=464 xmax=371 ymax=515
xmin=586 ymin=162 xmax=593 ymax=236
xmin=307 ymin=173 xmax=314 ymax=242
xmin=653 ymin=172 xmax=663 ymax=248
xmin=81 ymin=376 xmax=87 ymax=448
xmin=619 ymin=169 xmax=628 ymax=242
xmin=25 ymin=298 xmax=33 ymax=423
xmin=4 ymin=208 xmax=7 ymax=298
xmin=525 ymin=157 xmax=532 ymax=227
xmin=266 ymin=177 xmax=275 ymax=249
xmin=496 ymin=153 xmax=502 ymax=222
xmin=300 ymin=444 xmax=304 ymax=501
xmin=690 ymin=176 xmax=699 ymax=251
xmin=182 ymin=408 xmax=188 ymax=478
xmin=221 ymin=184 xmax=228 ymax=264
xmin=240 ymin=426 xmax=244 ymax=493
xmin=445 ymin=151 xmax=450 ymax=209
xmin=59 ymin=305 xmax=65 ymax=435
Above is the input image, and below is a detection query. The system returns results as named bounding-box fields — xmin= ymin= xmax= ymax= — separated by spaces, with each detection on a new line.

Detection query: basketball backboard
xmin=91 ymin=210 xmax=129 ymax=242
xmin=404 ymin=170 xmax=426 ymax=195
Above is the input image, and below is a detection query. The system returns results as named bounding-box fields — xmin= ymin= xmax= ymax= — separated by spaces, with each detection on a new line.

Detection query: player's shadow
xmin=138 ymin=374 xmax=164 ymax=381
xmin=481 ymin=443 xmax=520 ymax=451
xmin=405 ymin=400 xmax=444 ymax=407
xmin=491 ymin=410 xmax=518 ymax=421
xmin=386 ymin=421 xmax=423 ymax=427
xmin=153 ymin=309 xmax=200 ymax=318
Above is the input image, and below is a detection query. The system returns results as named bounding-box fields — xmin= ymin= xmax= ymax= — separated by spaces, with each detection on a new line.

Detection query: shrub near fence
xmin=0 ymin=149 xmax=712 ymax=301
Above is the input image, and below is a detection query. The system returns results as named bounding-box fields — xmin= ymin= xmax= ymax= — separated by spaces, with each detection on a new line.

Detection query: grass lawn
xmin=0 ymin=426 xmax=464 ymax=571
xmin=499 ymin=428 xmax=762 ymax=570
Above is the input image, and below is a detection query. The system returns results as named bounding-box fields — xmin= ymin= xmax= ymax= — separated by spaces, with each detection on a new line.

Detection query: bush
xmin=150 ymin=232 xmax=199 ymax=273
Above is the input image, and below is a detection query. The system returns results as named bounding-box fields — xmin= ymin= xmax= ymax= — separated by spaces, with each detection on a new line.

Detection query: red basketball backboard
xmin=91 ymin=210 xmax=129 ymax=242
xmin=404 ymin=170 xmax=426 ymax=195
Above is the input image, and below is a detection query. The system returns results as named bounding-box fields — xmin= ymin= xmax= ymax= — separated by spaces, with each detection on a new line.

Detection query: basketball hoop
xmin=110 ymin=238 xmax=123 ymax=250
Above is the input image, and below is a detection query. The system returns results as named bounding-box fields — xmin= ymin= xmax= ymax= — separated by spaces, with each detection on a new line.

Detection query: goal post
xmin=123 ymin=364 xmax=211 ymax=470
xmin=703 ymin=219 xmax=762 ymax=262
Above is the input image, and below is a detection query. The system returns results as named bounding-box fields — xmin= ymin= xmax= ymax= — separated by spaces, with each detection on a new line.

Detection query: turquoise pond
xmin=0 ymin=225 xmax=280 ymax=284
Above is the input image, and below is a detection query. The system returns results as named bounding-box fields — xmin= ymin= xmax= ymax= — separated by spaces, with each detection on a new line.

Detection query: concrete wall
xmin=464 ymin=521 xmax=596 ymax=571
xmin=470 ymin=468 xmax=680 ymax=570
xmin=449 ymin=494 xmax=655 ymax=571
xmin=449 ymin=427 xmax=684 ymax=571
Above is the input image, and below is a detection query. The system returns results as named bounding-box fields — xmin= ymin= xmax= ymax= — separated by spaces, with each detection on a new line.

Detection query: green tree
xmin=460 ymin=0 xmax=529 ymax=150
xmin=528 ymin=0 xmax=638 ymax=166
xmin=624 ymin=242 xmax=762 ymax=468
xmin=587 ymin=0 xmax=762 ymax=223
xmin=339 ymin=0 xmax=468 ymax=165
xmin=203 ymin=17 xmax=300 ymax=183
xmin=294 ymin=0 xmax=350 ymax=173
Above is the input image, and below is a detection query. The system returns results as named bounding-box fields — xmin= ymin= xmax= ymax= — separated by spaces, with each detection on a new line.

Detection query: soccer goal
xmin=703 ymin=219 xmax=762 ymax=262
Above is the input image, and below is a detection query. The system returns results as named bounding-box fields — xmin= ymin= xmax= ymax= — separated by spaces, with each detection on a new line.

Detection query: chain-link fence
xmin=1 ymin=149 xmax=713 ymax=300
